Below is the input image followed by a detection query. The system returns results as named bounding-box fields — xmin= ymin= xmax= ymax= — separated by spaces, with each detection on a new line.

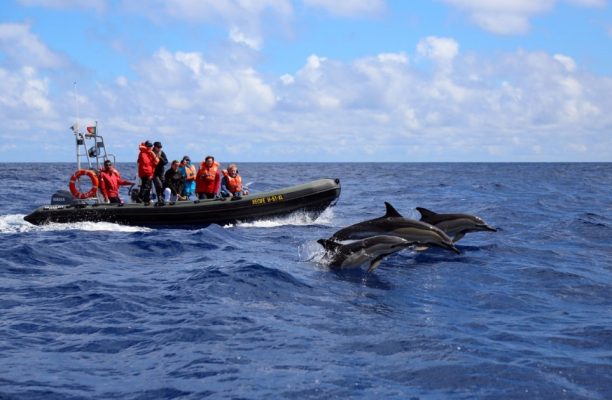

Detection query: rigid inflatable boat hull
xmin=24 ymin=178 xmax=341 ymax=228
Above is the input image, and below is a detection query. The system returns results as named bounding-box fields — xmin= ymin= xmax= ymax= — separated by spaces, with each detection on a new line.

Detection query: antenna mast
xmin=72 ymin=82 xmax=82 ymax=170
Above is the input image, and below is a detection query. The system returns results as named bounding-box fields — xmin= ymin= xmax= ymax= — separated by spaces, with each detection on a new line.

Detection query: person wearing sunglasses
xmin=99 ymin=160 xmax=134 ymax=204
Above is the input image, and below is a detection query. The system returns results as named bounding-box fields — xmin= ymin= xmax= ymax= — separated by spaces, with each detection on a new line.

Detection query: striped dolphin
xmin=416 ymin=207 xmax=497 ymax=242
xmin=317 ymin=235 xmax=412 ymax=272
xmin=329 ymin=202 xmax=460 ymax=254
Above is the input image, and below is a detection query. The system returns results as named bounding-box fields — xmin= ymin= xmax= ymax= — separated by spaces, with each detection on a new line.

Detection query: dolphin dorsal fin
xmin=317 ymin=239 xmax=341 ymax=251
xmin=384 ymin=202 xmax=403 ymax=218
xmin=416 ymin=207 xmax=437 ymax=219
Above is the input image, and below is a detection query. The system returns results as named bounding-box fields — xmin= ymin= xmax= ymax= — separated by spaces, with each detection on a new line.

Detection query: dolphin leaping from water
xmin=317 ymin=235 xmax=412 ymax=272
xmin=416 ymin=207 xmax=497 ymax=242
xmin=329 ymin=202 xmax=460 ymax=254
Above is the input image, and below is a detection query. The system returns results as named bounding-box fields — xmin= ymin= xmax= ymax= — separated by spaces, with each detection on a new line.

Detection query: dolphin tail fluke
xmin=384 ymin=202 xmax=403 ymax=218
xmin=415 ymin=207 xmax=437 ymax=220
xmin=317 ymin=239 xmax=341 ymax=251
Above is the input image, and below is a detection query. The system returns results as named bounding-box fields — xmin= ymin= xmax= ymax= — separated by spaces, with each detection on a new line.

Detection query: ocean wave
xmin=228 ymin=207 xmax=335 ymax=228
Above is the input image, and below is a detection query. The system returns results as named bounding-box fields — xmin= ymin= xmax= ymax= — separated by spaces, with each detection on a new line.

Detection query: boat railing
xmin=71 ymin=122 xmax=117 ymax=203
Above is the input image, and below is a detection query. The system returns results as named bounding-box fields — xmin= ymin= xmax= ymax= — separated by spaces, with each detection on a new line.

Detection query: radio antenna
xmin=73 ymin=81 xmax=79 ymax=132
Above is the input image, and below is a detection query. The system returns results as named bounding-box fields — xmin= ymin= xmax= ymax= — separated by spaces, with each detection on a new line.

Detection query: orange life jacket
xmin=196 ymin=161 xmax=220 ymax=194
xmin=222 ymin=169 xmax=242 ymax=193
xmin=181 ymin=163 xmax=196 ymax=181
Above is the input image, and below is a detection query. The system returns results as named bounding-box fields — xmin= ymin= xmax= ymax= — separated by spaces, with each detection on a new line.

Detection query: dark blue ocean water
xmin=1 ymin=162 xmax=611 ymax=399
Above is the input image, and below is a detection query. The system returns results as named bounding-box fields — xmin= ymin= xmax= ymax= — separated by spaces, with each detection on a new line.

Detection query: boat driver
xmin=99 ymin=160 xmax=133 ymax=204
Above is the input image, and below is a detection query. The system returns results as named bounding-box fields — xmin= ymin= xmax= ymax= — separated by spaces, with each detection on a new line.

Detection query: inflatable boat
xmin=23 ymin=122 xmax=340 ymax=227
xmin=24 ymin=178 xmax=341 ymax=227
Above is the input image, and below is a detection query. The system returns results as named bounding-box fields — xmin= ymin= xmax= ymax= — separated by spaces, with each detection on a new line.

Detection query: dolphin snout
xmin=481 ymin=224 xmax=497 ymax=232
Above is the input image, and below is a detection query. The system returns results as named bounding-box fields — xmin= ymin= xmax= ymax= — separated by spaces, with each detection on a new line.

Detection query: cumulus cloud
xmin=0 ymin=22 xmax=61 ymax=140
xmin=303 ymin=0 xmax=387 ymax=17
xmin=0 ymin=66 xmax=54 ymax=116
xmin=0 ymin=23 xmax=66 ymax=68
xmin=229 ymin=26 xmax=262 ymax=50
xmin=416 ymin=36 xmax=459 ymax=73
xmin=1 ymin=21 xmax=611 ymax=161
xmin=86 ymin=48 xmax=277 ymax=150
xmin=267 ymin=45 xmax=611 ymax=160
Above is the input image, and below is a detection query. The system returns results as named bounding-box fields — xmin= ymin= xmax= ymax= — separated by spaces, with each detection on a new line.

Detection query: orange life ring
xmin=69 ymin=169 xmax=99 ymax=199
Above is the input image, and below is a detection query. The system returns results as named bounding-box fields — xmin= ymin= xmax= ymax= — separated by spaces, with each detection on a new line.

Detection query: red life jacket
xmin=222 ymin=169 xmax=242 ymax=193
xmin=137 ymin=143 xmax=159 ymax=178
xmin=99 ymin=168 xmax=131 ymax=198
xmin=196 ymin=161 xmax=220 ymax=194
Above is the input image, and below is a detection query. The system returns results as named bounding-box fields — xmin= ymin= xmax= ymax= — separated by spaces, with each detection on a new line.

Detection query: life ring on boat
xmin=69 ymin=169 xmax=99 ymax=199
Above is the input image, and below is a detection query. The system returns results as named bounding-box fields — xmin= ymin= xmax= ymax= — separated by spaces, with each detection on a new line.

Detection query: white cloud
xmin=267 ymin=44 xmax=612 ymax=160
xmin=303 ymin=0 xmax=386 ymax=17
xmin=442 ymin=0 xmax=555 ymax=35
xmin=229 ymin=26 xmax=262 ymax=50
xmin=416 ymin=36 xmax=459 ymax=68
xmin=126 ymin=0 xmax=293 ymax=50
xmin=187 ymin=42 xmax=607 ymax=159
xmin=127 ymin=48 xmax=276 ymax=116
xmin=377 ymin=52 xmax=409 ymax=64
xmin=0 ymin=23 xmax=65 ymax=68
xmin=441 ymin=0 xmax=608 ymax=35
xmin=0 ymin=23 xmax=59 ymax=123
xmin=1 ymin=24 xmax=611 ymax=161
xmin=280 ymin=74 xmax=295 ymax=85
xmin=0 ymin=66 xmax=56 ymax=139
xmin=554 ymin=54 xmax=577 ymax=72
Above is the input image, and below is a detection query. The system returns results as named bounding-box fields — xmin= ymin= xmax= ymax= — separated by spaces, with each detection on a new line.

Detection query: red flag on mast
xmin=87 ymin=126 xmax=96 ymax=135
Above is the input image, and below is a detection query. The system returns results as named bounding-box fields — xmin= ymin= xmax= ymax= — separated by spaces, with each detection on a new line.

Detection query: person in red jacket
xmin=195 ymin=155 xmax=220 ymax=199
xmin=99 ymin=160 xmax=133 ymax=203
xmin=137 ymin=141 xmax=159 ymax=205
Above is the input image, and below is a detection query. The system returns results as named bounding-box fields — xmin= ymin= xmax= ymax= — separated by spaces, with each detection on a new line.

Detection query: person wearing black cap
xmin=136 ymin=140 xmax=159 ymax=205
xmin=152 ymin=141 xmax=168 ymax=205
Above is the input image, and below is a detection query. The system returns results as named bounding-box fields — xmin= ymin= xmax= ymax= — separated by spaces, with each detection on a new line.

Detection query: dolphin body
xmin=329 ymin=202 xmax=460 ymax=254
xmin=317 ymin=235 xmax=412 ymax=272
xmin=416 ymin=207 xmax=497 ymax=242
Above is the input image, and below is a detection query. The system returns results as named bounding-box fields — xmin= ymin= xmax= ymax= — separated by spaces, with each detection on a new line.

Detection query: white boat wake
xmin=0 ymin=214 xmax=151 ymax=234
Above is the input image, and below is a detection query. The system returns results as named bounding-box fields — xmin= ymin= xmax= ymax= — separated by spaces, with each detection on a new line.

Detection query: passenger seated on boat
xmin=179 ymin=156 xmax=196 ymax=200
xmin=221 ymin=164 xmax=249 ymax=200
xmin=196 ymin=155 xmax=221 ymax=200
xmin=99 ymin=160 xmax=134 ymax=204
xmin=163 ymin=160 xmax=185 ymax=203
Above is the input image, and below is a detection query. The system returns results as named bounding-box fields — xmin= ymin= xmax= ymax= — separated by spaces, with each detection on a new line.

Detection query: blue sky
xmin=1 ymin=0 xmax=611 ymax=162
